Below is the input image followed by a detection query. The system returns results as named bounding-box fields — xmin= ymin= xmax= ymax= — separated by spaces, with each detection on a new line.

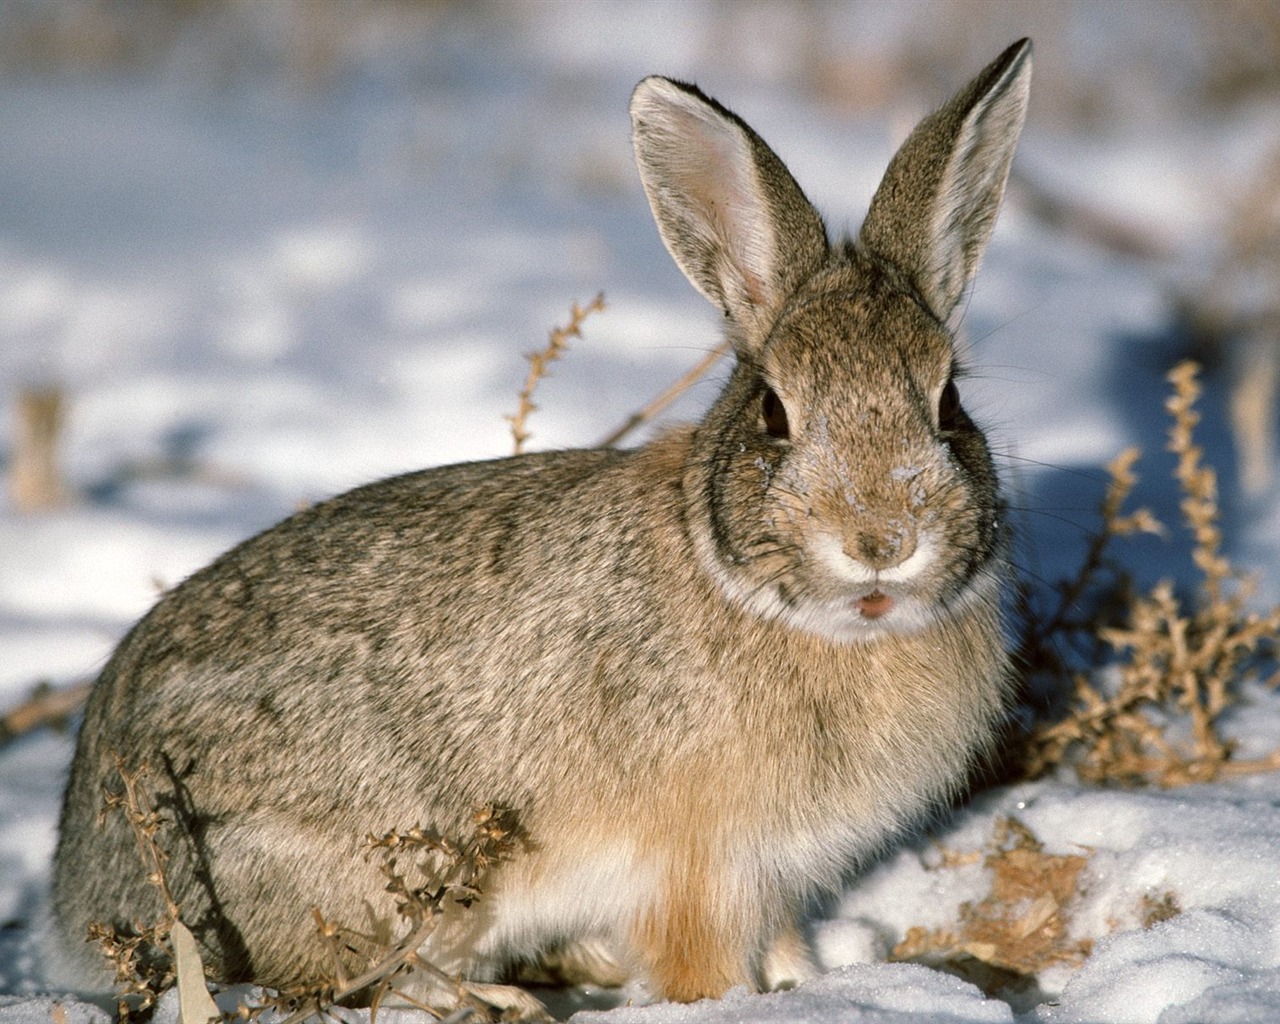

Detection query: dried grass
xmin=90 ymin=761 xmax=184 ymax=1021
xmin=91 ymin=759 xmax=519 ymax=1024
xmin=892 ymin=818 xmax=1187 ymax=1003
xmin=255 ymin=809 xmax=521 ymax=1024
xmin=1021 ymin=361 xmax=1280 ymax=787
xmin=506 ymin=294 xmax=606 ymax=455
xmin=892 ymin=817 xmax=1093 ymax=994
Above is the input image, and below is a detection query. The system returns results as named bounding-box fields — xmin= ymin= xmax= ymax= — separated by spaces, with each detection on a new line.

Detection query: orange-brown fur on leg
xmin=635 ymin=860 xmax=750 ymax=1003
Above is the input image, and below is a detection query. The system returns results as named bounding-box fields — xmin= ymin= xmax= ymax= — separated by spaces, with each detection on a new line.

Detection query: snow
xmin=3 ymin=3 xmax=1280 ymax=1023
xmin=576 ymin=965 xmax=1018 ymax=1024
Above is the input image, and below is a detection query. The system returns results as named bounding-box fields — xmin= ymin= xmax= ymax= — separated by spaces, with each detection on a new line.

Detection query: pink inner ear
xmin=720 ymin=251 xmax=768 ymax=310
xmin=660 ymin=99 xmax=778 ymax=313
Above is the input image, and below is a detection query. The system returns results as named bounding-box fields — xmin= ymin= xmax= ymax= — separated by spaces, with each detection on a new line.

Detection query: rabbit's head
xmin=631 ymin=40 xmax=1031 ymax=643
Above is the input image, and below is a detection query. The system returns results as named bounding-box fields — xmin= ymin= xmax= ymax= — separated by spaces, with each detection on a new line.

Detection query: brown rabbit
xmin=53 ymin=39 xmax=1032 ymax=1017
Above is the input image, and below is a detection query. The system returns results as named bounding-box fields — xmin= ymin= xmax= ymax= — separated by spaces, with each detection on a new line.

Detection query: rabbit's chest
xmin=717 ymin=654 xmax=1003 ymax=847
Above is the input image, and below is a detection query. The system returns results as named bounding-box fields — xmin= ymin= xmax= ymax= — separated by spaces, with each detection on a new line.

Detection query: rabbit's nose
xmin=846 ymin=523 xmax=917 ymax=571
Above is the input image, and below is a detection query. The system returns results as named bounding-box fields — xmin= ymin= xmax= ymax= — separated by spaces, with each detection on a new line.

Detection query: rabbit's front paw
xmin=516 ymin=937 xmax=630 ymax=989
xmin=462 ymin=981 xmax=554 ymax=1022
xmin=760 ymin=923 xmax=819 ymax=992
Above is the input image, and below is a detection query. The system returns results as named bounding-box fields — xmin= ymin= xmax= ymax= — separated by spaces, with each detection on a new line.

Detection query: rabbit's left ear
xmin=858 ymin=38 xmax=1032 ymax=324
xmin=630 ymin=77 xmax=828 ymax=353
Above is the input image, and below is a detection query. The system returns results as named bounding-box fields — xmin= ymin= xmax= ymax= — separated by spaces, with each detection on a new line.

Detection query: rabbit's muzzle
xmin=844 ymin=520 xmax=917 ymax=571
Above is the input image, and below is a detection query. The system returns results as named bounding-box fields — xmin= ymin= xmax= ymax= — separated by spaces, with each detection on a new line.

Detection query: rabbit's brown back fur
xmin=54 ymin=40 xmax=1032 ymax=1013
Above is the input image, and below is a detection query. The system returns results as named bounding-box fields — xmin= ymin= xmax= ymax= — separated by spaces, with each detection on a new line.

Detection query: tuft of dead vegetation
xmin=91 ymin=759 xmax=201 ymax=1022
xmin=892 ymin=817 xmax=1190 ymax=1005
xmin=892 ymin=817 xmax=1093 ymax=1003
xmin=11 ymin=386 xmax=69 ymax=512
xmin=507 ymin=293 xmax=606 ymax=455
xmin=92 ymin=758 xmax=520 ymax=1024
xmin=1139 ymin=889 xmax=1182 ymax=929
xmin=258 ymin=810 xmax=522 ymax=1024
xmin=1021 ymin=361 xmax=1280 ymax=787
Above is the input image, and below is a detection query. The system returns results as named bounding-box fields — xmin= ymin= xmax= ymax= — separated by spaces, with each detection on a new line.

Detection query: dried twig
xmin=507 ymin=294 xmax=606 ymax=454
xmin=111 ymin=760 xmax=181 ymax=920
xmin=1024 ymin=361 xmax=1280 ymax=786
xmin=1016 ymin=446 xmax=1163 ymax=688
xmin=11 ymin=386 xmax=69 ymax=512
xmin=91 ymin=762 xmax=222 ymax=1024
xmin=598 ymin=341 xmax=731 ymax=448
xmin=264 ymin=806 xmax=522 ymax=1024
xmin=90 ymin=761 xmax=182 ymax=1020
xmin=1 ymin=679 xmax=92 ymax=743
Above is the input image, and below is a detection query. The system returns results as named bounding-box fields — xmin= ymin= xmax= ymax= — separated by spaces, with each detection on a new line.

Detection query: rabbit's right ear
xmin=630 ymin=77 xmax=828 ymax=354
xmin=857 ymin=39 xmax=1032 ymax=325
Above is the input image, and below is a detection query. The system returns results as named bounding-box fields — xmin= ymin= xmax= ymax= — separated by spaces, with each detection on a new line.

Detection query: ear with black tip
xmin=857 ymin=38 xmax=1032 ymax=324
xmin=630 ymin=76 xmax=828 ymax=355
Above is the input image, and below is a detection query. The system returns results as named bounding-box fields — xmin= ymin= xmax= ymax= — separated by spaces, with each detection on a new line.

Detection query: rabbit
xmin=52 ymin=38 xmax=1032 ymax=1018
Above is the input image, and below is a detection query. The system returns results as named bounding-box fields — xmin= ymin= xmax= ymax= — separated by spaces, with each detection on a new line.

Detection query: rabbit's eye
xmin=938 ymin=379 xmax=961 ymax=430
xmin=761 ymin=387 xmax=790 ymax=439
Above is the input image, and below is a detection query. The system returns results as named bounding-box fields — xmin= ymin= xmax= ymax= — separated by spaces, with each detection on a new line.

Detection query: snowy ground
xmin=3 ymin=3 xmax=1280 ymax=1022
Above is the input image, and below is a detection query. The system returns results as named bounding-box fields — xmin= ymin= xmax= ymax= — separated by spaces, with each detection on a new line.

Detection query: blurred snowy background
xmin=3 ymin=2 xmax=1280 ymax=1022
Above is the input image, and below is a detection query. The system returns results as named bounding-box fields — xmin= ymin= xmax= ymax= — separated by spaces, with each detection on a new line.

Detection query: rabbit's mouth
xmin=855 ymin=590 xmax=894 ymax=620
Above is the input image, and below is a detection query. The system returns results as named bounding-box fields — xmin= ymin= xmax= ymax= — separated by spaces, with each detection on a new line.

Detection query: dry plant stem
xmin=11 ymin=385 xmax=68 ymax=512
xmin=276 ymin=912 xmax=446 ymax=1024
xmin=598 ymin=340 xmax=732 ymax=448
xmin=1026 ymin=361 xmax=1280 ymax=787
xmin=96 ymin=763 xmax=222 ymax=1024
xmin=507 ymin=293 xmax=606 ymax=455
xmin=92 ymin=760 xmax=185 ymax=1019
xmin=111 ymin=759 xmax=181 ymax=921
xmin=272 ymin=809 xmax=519 ymax=1024
xmin=311 ymin=908 xmax=350 ymax=990
xmin=369 ymin=975 xmax=459 ymax=1024
xmin=1026 ymin=447 xmax=1161 ymax=651
xmin=1 ymin=678 xmax=91 ymax=742
xmin=1166 ymin=362 xmax=1230 ymax=603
